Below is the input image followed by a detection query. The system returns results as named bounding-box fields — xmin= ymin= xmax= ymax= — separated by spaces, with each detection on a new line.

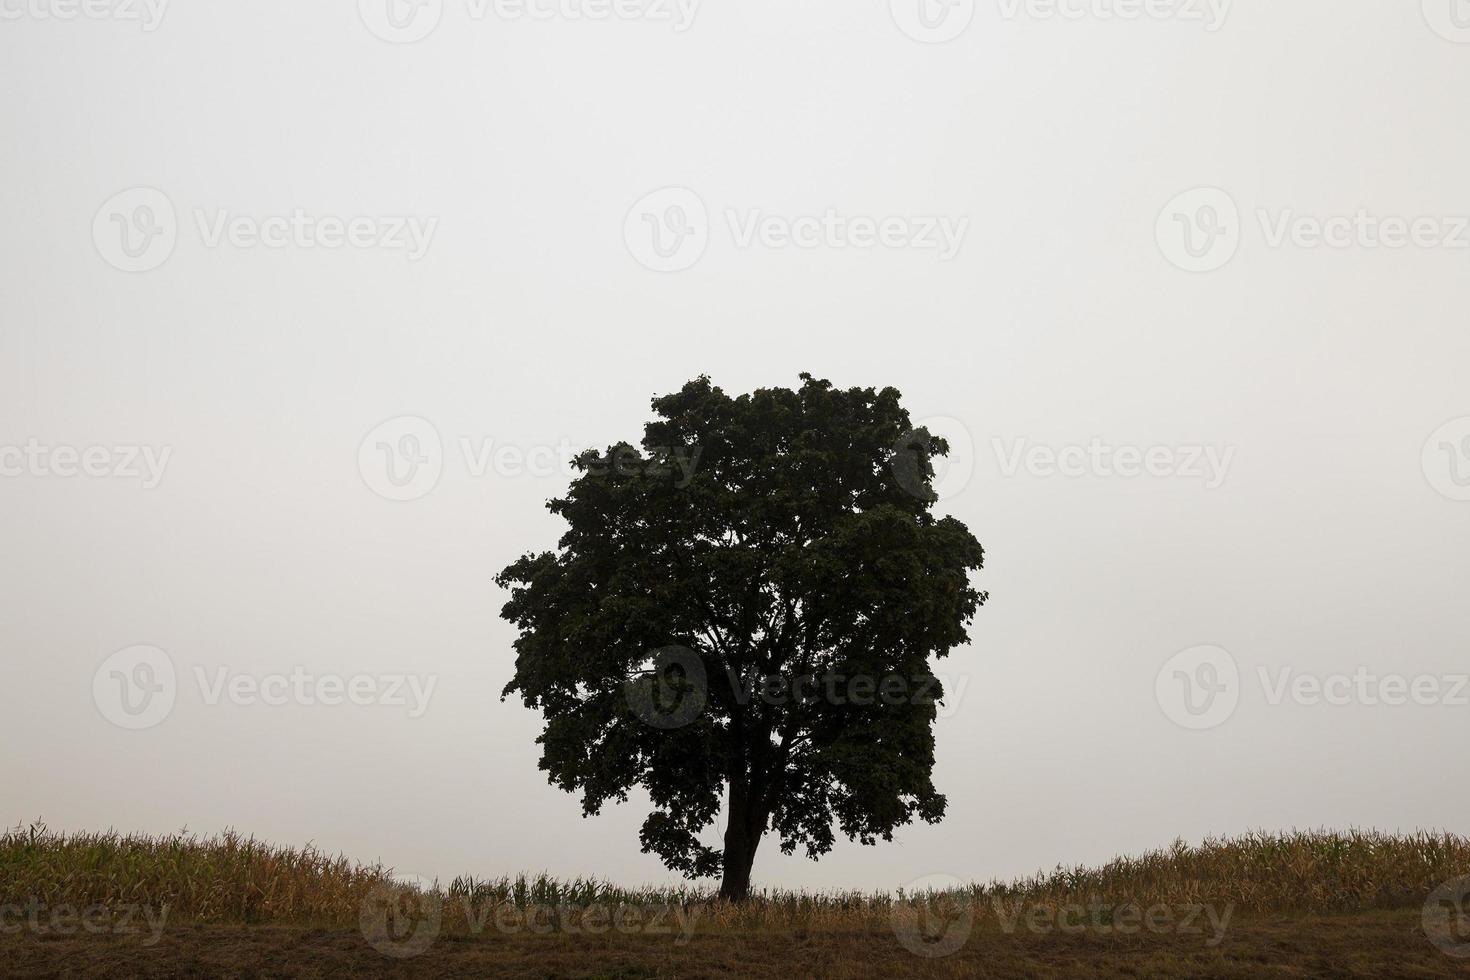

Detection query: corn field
xmin=3 ymin=822 xmax=1467 ymax=933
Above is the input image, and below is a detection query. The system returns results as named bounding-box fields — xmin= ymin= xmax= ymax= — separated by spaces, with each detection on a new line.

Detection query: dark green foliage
xmin=496 ymin=374 xmax=987 ymax=899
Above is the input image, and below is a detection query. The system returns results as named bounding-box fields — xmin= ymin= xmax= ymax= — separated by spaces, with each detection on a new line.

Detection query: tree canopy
xmin=496 ymin=374 xmax=986 ymax=900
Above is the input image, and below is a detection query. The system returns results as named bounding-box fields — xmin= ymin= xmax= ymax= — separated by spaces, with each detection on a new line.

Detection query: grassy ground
xmin=5 ymin=911 xmax=1470 ymax=978
xmin=4 ymin=823 xmax=1470 ymax=977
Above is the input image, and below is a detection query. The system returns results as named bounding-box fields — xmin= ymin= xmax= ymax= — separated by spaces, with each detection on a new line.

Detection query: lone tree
xmin=496 ymin=374 xmax=986 ymax=901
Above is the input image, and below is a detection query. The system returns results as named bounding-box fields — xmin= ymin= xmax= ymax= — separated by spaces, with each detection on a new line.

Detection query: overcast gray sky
xmin=3 ymin=0 xmax=1469 ymax=892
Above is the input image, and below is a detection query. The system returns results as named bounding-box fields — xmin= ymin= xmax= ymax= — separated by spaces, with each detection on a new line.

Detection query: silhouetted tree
xmin=496 ymin=374 xmax=986 ymax=901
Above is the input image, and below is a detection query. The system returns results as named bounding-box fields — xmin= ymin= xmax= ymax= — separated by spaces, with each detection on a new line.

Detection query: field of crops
xmin=4 ymin=821 xmax=1468 ymax=927
xmin=5 ymin=822 xmax=1470 ymax=977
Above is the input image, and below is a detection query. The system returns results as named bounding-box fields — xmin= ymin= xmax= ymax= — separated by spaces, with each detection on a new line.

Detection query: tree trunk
xmin=718 ymin=787 xmax=764 ymax=902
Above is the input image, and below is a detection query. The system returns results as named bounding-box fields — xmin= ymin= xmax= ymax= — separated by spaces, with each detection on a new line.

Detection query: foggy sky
xmin=3 ymin=0 xmax=1468 ymax=892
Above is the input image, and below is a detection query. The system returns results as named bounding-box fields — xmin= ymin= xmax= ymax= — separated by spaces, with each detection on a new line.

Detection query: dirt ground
xmin=4 ymin=910 xmax=1470 ymax=979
